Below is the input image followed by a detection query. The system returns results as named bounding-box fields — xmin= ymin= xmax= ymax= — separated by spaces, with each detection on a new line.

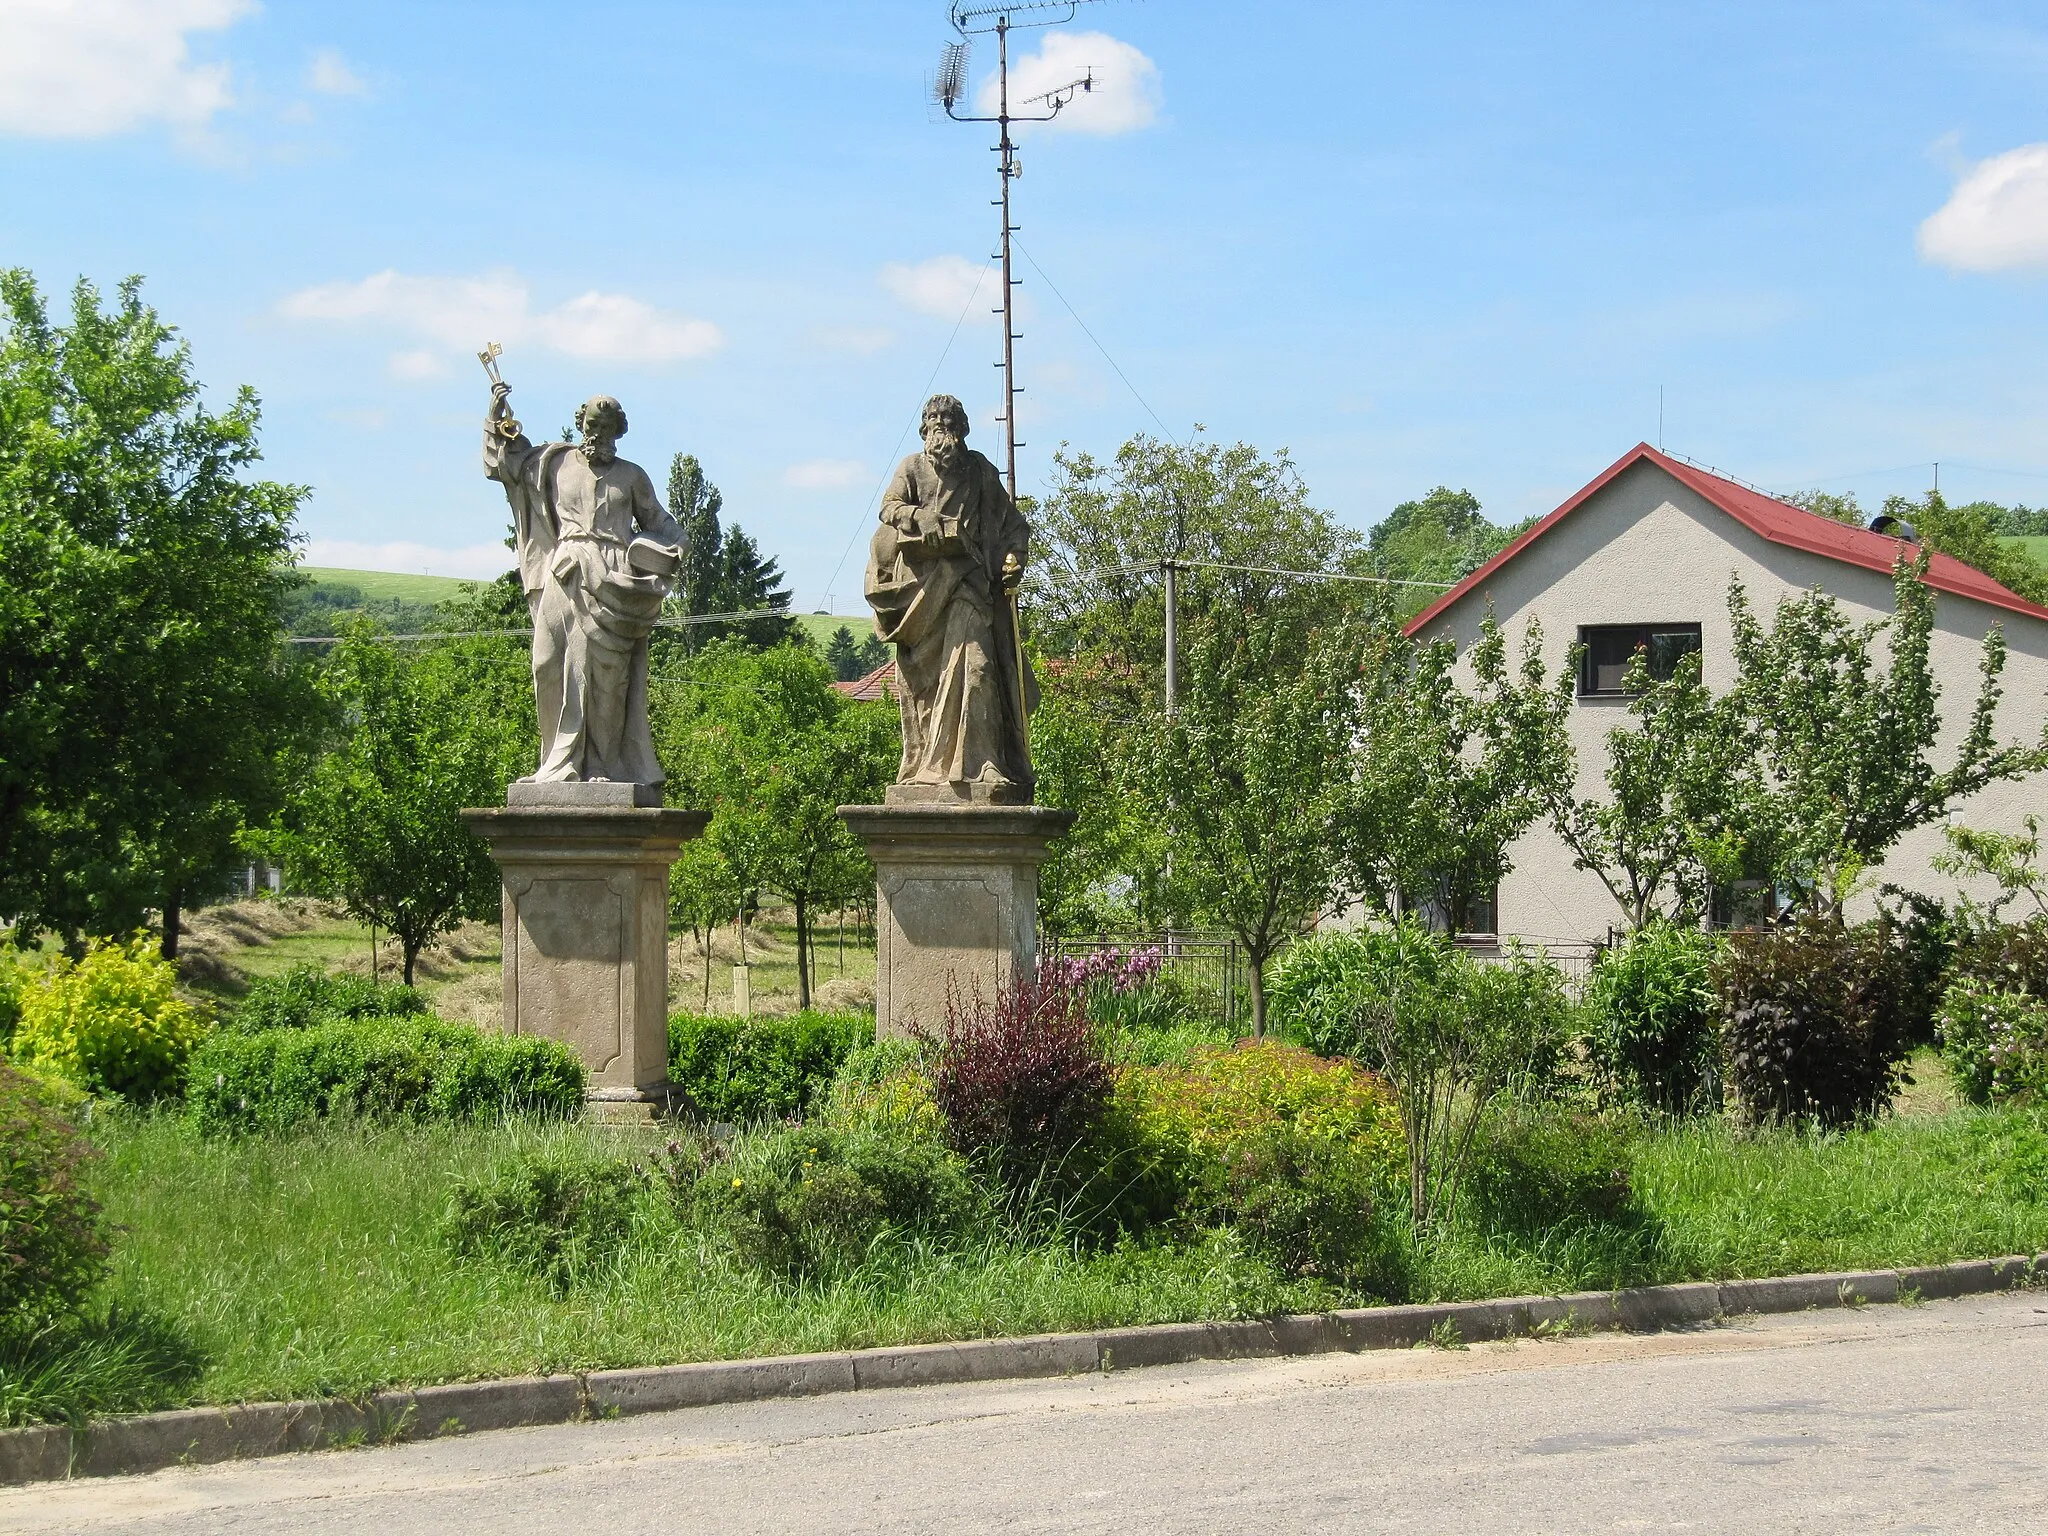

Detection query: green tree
xmin=1350 ymin=612 xmax=1572 ymax=929
xmin=855 ymin=633 xmax=890 ymax=674
xmin=660 ymin=642 xmax=896 ymax=1007
xmin=662 ymin=453 xmax=795 ymax=650
xmin=670 ymin=838 xmax=743 ymax=1011
xmin=0 ymin=271 xmax=314 ymax=956
xmin=1129 ymin=610 xmax=1367 ymax=1036
xmin=1546 ymin=648 xmax=1749 ymax=929
xmin=1727 ymin=558 xmax=2047 ymax=916
xmin=823 ymin=625 xmax=861 ymax=681
xmin=1365 ymin=486 xmax=1530 ymax=618
xmin=251 ymin=621 xmax=513 ymax=984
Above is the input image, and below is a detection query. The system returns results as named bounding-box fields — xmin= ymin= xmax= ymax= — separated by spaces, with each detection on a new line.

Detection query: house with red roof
xmin=1403 ymin=443 xmax=2048 ymax=947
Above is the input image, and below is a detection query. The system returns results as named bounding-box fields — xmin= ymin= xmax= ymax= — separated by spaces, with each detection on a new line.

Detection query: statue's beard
xmin=925 ymin=435 xmax=964 ymax=475
xmin=581 ymin=438 xmax=617 ymax=466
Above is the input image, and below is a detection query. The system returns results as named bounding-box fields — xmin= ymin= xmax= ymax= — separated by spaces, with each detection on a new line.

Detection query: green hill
xmin=2004 ymin=536 xmax=2048 ymax=566
xmin=298 ymin=567 xmax=480 ymax=605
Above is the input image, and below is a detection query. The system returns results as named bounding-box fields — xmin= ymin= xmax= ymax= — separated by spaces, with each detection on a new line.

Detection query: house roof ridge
xmin=1402 ymin=442 xmax=2048 ymax=636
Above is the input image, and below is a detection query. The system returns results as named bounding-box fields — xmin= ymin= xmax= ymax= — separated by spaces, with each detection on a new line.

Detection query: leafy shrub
xmin=666 ymin=1010 xmax=871 ymax=1124
xmin=1875 ymin=892 xmax=1958 ymax=1049
xmin=444 ymin=1150 xmax=649 ymax=1292
xmin=914 ymin=975 xmax=1113 ymax=1187
xmin=1266 ymin=930 xmax=1376 ymax=1058
xmin=1467 ymin=1106 xmax=1638 ymax=1237
xmin=231 ymin=964 xmax=426 ymax=1032
xmin=1119 ymin=1040 xmax=1404 ymax=1175
xmin=674 ymin=1121 xmax=977 ymax=1280
xmin=1717 ymin=919 xmax=1911 ymax=1128
xmin=1937 ymin=980 xmax=2048 ymax=1105
xmin=0 ymin=1064 xmax=109 ymax=1322
xmin=1207 ymin=1127 xmax=1406 ymax=1293
xmin=185 ymin=1014 xmax=584 ymax=1134
xmin=1117 ymin=1041 xmax=1407 ymax=1289
xmin=0 ymin=954 xmax=22 ymax=1048
xmin=1950 ymin=917 xmax=2048 ymax=998
xmin=1583 ymin=923 xmax=1722 ymax=1115
xmin=7 ymin=937 xmax=209 ymax=1101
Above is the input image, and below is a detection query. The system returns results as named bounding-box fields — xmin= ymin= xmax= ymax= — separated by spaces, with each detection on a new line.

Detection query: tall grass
xmin=53 ymin=1103 xmax=2048 ymax=1420
xmin=85 ymin=1111 xmax=1278 ymax=1408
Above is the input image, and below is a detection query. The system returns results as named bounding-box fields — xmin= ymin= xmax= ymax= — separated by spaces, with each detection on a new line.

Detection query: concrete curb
xmin=6 ymin=1251 xmax=2041 ymax=1487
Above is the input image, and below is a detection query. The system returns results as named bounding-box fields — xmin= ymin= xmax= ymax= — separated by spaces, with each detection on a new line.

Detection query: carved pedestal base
xmin=461 ymin=804 xmax=707 ymax=1104
xmin=837 ymin=804 xmax=1075 ymax=1039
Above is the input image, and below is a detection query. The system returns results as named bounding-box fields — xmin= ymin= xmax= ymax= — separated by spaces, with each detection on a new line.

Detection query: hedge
xmin=666 ymin=1011 xmax=872 ymax=1124
xmin=186 ymin=1014 xmax=584 ymax=1135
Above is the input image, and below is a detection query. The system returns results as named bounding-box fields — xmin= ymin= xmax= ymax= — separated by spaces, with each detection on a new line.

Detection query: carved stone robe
xmin=865 ymin=446 xmax=1036 ymax=793
xmin=484 ymin=425 xmax=684 ymax=786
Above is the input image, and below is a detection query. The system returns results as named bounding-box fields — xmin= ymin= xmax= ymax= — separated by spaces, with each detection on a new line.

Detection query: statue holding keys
xmin=865 ymin=393 xmax=1036 ymax=800
xmin=480 ymin=346 xmax=685 ymax=792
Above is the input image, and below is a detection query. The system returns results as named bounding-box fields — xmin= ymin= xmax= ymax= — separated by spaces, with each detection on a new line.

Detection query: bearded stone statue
xmin=865 ymin=394 xmax=1037 ymax=803
xmin=484 ymin=385 xmax=685 ymax=796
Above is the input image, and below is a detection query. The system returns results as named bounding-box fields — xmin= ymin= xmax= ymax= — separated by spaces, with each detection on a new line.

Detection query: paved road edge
xmin=7 ymin=1252 xmax=2042 ymax=1486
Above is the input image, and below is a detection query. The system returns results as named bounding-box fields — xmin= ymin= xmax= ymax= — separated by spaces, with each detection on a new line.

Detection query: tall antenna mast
xmin=933 ymin=1 xmax=1099 ymax=502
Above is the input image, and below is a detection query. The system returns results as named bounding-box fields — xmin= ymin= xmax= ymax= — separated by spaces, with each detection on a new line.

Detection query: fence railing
xmin=1042 ymin=931 xmax=1247 ymax=1033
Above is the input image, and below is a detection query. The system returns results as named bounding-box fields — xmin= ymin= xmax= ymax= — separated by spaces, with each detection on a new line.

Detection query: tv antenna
xmin=932 ymin=1 xmax=1100 ymax=501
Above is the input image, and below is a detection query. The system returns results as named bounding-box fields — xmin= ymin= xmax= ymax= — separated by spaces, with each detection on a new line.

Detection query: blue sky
xmin=5 ymin=1 xmax=2048 ymax=608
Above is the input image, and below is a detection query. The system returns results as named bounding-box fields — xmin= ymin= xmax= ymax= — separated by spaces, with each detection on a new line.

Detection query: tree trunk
xmin=402 ymin=937 xmax=419 ymax=988
xmin=795 ymin=894 xmax=811 ymax=1010
xmin=159 ymin=881 xmax=182 ymax=961
xmin=1247 ymin=948 xmax=1268 ymax=1038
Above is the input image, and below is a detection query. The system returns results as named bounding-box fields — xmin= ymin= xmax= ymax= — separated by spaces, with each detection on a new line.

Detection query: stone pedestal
xmin=461 ymin=798 xmax=707 ymax=1111
xmin=838 ymin=803 xmax=1075 ymax=1039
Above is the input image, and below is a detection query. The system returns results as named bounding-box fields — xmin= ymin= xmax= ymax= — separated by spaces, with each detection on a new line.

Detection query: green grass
xmin=1424 ymin=1107 xmax=2048 ymax=1302
xmin=793 ymin=613 xmax=879 ymax=649
xmin=61 ymin=1102 xmax=2048 ymax=1419
xmin=2005 ymin=536 xmax=2048 ymax=565
xmin=83 ymin=1114 xmax=1261 ymax=1408
xmin=298 ymin=567 xmax=481 ymax=606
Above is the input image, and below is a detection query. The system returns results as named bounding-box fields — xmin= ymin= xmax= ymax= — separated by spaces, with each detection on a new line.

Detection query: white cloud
xmin=299 ymin=540 xmax=514 ymax=582
xmin=976 ymin=31 xmax=1160 ymax=136
xmin=0 ymin=0 xmax=253 ymax=138
xmin=387 ymin=348 xmax=442 ymax=379
xmin=307 ymin=47 xmax=365 ymax=97
xmin=783 ymin=459 xmax=867 ymax=491
xmin=1919 ymin=143 xmax=2048 ymax=271
xmin=880 ymin=255 xmax=994 ymax=321
xmin=279 ymin=269 xmax=723 ymax=365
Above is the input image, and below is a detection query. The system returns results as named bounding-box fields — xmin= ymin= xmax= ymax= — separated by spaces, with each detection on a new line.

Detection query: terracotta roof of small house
xmin=832 ymin=658 xmax=897 ymax=701
xmin=1403 ymin=442 xmax=2048 ymax=637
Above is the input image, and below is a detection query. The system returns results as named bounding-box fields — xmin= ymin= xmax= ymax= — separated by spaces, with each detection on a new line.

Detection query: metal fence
xmin=1042 ymin=931 xmax=1247 ymax=1032
xmin=1459 ymin=939 xmax=1606 ymax=997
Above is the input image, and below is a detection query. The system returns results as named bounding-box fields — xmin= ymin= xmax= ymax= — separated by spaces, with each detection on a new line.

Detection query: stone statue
xmin=866 ymin=394 xmax=1037 ymax=801
xmin=484 ymin=379 xmax=685 ymax=791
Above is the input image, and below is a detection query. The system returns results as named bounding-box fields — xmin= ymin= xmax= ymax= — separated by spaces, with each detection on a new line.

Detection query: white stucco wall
xmin=1412 ymin=458 xmax=2048 ymax=943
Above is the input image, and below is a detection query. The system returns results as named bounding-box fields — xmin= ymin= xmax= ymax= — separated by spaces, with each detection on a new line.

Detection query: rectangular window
xmin=1401 ymin=882 xmax=1499 ymax=940
xmin=1578 ymin=624 xmax=1702 ymax=696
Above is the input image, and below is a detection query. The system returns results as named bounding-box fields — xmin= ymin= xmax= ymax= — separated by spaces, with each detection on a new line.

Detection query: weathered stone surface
xmin=507 ymin=780 xmax=664 ymax=808
xmin=837 ymin=803 xmax=1074 ymax=1038
xmin=461 ymin=806 xmax=706 ymax=1093
xmin=483 ymin=384 xmax=683 ymax=791
xmin=865 ymin=394 xmax=1035 ymax=800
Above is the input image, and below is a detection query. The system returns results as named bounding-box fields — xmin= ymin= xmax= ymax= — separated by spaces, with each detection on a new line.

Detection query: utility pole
xmin=933 ymin=1 xmax=1098 ymax=503
xmin=1161 ymin=557 xmax=1178 ymax=714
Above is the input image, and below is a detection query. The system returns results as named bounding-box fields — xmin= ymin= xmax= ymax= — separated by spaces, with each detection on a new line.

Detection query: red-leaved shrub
xmin=913 ymin=972 xmax=1113 ymax=1185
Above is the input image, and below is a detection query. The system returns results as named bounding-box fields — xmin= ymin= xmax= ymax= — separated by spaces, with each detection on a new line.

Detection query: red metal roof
xmin=1403 ymin=442 xmax=2048 ymax=637
xmin=832 ymin=658 xmax=897 ymax=701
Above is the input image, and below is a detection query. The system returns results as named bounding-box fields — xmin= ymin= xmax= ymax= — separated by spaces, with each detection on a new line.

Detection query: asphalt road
xmin=7 ymin=1290 xmax=2046 ymax=1535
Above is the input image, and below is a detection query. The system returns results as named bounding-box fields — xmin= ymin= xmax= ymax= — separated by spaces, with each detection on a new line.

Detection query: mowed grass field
xmin=297 ymin=567 xmax=481 ymax=606
xmin=2005 ymin=536 xmax=2048 ymax=565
